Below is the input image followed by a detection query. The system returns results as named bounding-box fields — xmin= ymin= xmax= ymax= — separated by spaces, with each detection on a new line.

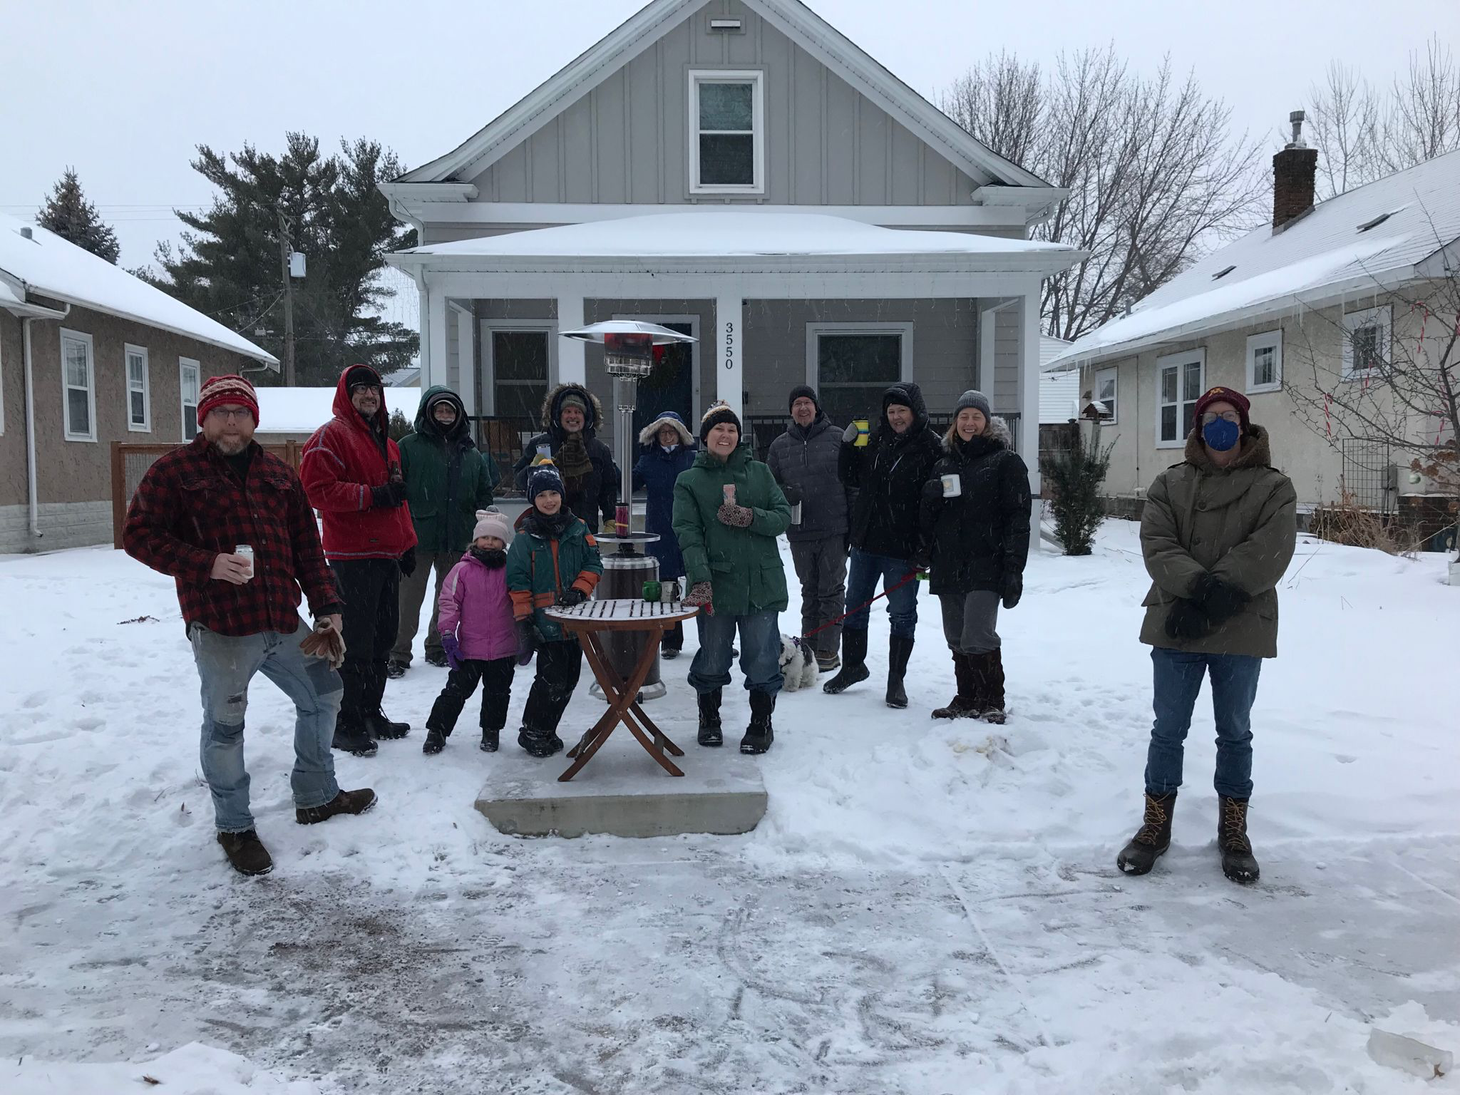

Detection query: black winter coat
xmin=766 ymin=413 xmax=849 ymax=544
xmin=839 ymin=382 xmax=943 ymax=561
xmin=918 ymin=418 xmax=1032 ymax=595
xmin=512 ymin=383 xmax=619 ymax=530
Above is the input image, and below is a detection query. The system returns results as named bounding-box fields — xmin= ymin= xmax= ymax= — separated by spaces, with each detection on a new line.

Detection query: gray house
xmin=382 ymin=0 xmax=1082 ymax=502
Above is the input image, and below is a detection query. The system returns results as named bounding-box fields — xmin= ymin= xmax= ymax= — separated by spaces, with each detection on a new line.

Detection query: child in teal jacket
xmin=506 ymin=463 xmax=603 ymax=757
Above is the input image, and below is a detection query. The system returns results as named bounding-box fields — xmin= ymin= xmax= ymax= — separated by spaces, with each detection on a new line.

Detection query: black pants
xmin=427 ymin=657 xmax=515 ymax=735
xmin=331 ymin=558 xmax=401 ymax=729
xmin=662 ymin=621 xmax=684 ymax=652
xmin=521 ymin=640 xmax=583 ymax=736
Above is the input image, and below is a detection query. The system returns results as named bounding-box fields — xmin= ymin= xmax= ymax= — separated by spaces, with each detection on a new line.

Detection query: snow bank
xmin=3 ymin=1043 xmax=317 ymax=1095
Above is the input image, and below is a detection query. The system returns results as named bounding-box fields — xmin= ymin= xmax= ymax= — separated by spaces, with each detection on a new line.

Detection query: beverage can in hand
xmin=235 ymin=544 xmax=255 ymax=581
xmin=722 ymin=483 xmax=736 ymax=505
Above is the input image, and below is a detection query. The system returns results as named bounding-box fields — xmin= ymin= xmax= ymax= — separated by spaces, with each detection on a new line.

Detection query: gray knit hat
xmin=954 ymin=389 xmax=992 ymax=420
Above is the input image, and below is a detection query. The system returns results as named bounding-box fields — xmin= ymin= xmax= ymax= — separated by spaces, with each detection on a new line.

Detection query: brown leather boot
xmin=217 ymin=829 xmax=273 ymax=876
xmin=1116 ymin=792 xmax=1177 ymax=875
xmin=933 ymin=652 xmax=979 ymax=719
xmin=296 ymin=787 xmax=378 ymax=825
xmin=1218 ymin=796 xmax=1260 ymax=883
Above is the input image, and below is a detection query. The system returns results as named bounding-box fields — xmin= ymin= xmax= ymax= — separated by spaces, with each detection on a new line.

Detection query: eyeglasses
xmin=349 ymin=382 xmax=381 ymax=395
xmin=207 ymin=406 xmax=254 ymax=422
xmin=1201 ymin=411 xmax=1241 ymax=425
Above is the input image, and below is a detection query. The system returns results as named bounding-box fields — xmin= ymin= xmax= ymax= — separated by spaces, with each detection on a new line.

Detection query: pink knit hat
xmin=471 ymin=508 xmax=513 ymax=545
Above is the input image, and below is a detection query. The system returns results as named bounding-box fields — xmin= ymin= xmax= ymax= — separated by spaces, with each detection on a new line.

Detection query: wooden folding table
xmin=544 ymin=599 xmax=700 ymax=782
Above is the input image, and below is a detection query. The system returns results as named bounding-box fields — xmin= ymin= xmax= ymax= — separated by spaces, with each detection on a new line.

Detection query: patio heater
xmin=559 ymin=320 xmax=698 ymax=702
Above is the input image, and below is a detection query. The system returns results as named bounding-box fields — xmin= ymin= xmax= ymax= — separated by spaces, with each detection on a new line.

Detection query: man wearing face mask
xmin=1118 ymin=387 xmax=1296 ymax=886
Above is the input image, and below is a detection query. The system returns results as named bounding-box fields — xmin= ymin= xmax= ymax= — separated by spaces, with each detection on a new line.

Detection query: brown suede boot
xmin=218 ymin=829 xmax=273 ymax=876
xmin=932 ymin=652 xmax=980 ymax=719
xmin=1116 ymin=792 xmax=1177 ymax=875
xmin=296 ymin=787 xmax=378 ymax=825
xmin=1218 ymin=796 xmax=1260 ymax=883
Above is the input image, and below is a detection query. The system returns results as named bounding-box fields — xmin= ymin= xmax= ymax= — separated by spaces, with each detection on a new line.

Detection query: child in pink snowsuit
xmin=424 ymin=509 xmax=522 ymax=754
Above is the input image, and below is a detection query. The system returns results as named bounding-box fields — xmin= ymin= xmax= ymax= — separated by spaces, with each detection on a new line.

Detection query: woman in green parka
xmin=672 ymin=402 xmax=791 ymax=755
xmin=390 ymin=386 xmax=500 ymax=675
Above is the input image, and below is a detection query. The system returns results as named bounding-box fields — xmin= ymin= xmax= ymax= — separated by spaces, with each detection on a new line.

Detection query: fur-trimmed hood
xmin=541 ymin=382 xmax=604 ymax=438
xmin=943 ymin=415 xmax=1014 ymax=452
xmin=638 ymin=411 xmax=695 ymax=447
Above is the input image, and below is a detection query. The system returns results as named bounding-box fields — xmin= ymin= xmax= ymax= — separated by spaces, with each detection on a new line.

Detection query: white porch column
xmin=425 ymin=286 xmax=450 ymax=389
xmin=557 ymin=295 xmax=586 ymax=386
xmin=451 ymin=302 xmax=477 ymax=437
xmin=1017 ymin=287 xmax=1044 ymax=549
xmin=715 ymin=290 xmax=742 ymax=419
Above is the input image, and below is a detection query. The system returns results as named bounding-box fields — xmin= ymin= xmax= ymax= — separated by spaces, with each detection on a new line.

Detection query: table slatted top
xmin=544 ymin=598 xmax=699 ymax=627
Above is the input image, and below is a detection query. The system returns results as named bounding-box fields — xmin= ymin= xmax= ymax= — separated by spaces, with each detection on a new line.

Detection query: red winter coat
xmin=300 ymin=367 xmax=417 ymax=561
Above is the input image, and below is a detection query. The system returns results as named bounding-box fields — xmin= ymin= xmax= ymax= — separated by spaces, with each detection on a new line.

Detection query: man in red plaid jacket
xmin=124 ymin=374 xmax=377 ymax=878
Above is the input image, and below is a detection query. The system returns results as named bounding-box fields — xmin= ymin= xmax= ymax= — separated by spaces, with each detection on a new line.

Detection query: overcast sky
xmin=4 ymin=0 xmax=1456 ymax=285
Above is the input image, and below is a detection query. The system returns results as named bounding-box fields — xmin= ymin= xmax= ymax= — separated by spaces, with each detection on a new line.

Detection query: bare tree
xmin=1283 ymin=229 xmax=1460 ymax=558
xmin=941 ymin=47 xmax=1266 ymax=342
xmin=1382 ymin=36 xmax=1460 ymax=174
xmin=1305 ymin=62 xmax=1383 ymax=199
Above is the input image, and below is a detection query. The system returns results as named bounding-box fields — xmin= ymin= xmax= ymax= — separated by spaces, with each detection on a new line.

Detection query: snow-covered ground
xmin=1 ymin=521 xmax=1456 ymax=1093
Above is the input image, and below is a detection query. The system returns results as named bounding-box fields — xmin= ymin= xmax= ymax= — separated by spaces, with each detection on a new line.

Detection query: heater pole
xmin=614 ymin=376 xmax=636 ymax=533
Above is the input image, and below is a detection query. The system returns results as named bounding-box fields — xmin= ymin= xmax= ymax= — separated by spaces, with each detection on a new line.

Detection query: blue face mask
xmin=1202 ymin=417 xmax=1241 ymax=452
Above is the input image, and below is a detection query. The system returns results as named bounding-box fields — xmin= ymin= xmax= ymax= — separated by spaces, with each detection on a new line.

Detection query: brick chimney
xmin=1272 ymin=109 xmax=1318 ymax=230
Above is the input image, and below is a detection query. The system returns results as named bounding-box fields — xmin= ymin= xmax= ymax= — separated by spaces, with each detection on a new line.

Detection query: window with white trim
xmin=179 ymin=358 xmax=200 ymax=441
xmin=689 ymin=69 xmax=765 ymax=195
xmin=1343 ymin=305 xmax=1389 ymax=380
xmin=1156 ymin=349 xmax=1204 ymax=446
xmin=1094 ymin=366 xmax=1118 ymax=422
xmin=807 ymin=323 xmax=913 ymax=427
xmin=125 ymin=344 xmax=151 ymax=432
xmin=60 ymin=328 xmax=97 ymax=442
xmin=1245 ymin=330 xmax=1282 ymax=393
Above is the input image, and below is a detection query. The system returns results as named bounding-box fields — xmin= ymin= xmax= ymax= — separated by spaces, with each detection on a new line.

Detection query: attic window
xmin=1212 ymin=265 xmax=1236 ymax=280
xmin=689 ymin=69 xmax=765 ymax=195
xmin=1357 ymin=212 xmax=1393 ymax=233
xmin=708 ymin=17 xmax=743 ymax=32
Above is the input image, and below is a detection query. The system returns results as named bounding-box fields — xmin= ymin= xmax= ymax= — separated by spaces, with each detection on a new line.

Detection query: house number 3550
xmin=723 ymin=321 xmax=735 ymax=370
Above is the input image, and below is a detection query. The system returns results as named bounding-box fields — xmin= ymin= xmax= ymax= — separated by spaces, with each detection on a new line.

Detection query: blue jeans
xmin=190 ymin=616 xmax=344 ymax=833
xmin=842 ymin=548 xmax=920 ymax=637
xmin=1145 ymin=648 xmax=1262 ymax=800
xmin=687 ymin=609 xmax=783 ymax=696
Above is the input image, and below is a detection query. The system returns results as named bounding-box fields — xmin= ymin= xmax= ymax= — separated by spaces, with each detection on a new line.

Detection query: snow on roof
xmin=1050 ymin=149 xmax=1460 ymax=368
xmin=253 ymin=386 xmax=418 ymax=434
xmin=394 ymin=212 xmax=1076 ymax=262
xmin=0 ymin=213 xmax=276 ymax=363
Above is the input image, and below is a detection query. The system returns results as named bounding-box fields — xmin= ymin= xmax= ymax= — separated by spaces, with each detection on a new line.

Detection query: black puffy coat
xmin=918 ymin=417 xmax=1032 ymax=595
xmin=512 ymin=383 xmax=619 ymax=530
xmin=766 ymin=413 xmax=849 ymax=544
xmin=838 ymin=382 xmax=943 ymax=561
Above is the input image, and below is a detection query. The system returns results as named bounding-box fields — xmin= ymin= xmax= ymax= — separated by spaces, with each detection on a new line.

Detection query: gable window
xmin=806 ymin=322 xmax=913 ymax=427
xmin=1245 ymin=331 xmax=1282 ymax=394
xmin=1156 ymin=349 xmax=1204 ymax=447
xmin=179 ymin=358 xmax=200 ymax=441
xmin=61 ymin=328 xmax=97 ymax=442
xmin=1094 ymin=366 xmax=1118 ymax=422
xmin=689 ymin=69 xmax=765 ymax=195
xmin=1343 ymin=305 xmax=1389 ymax=380
xmin=125 ymin=344 xmax=151 ymax=432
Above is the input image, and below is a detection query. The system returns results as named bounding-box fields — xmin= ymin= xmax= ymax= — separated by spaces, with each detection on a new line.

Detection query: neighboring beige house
xmin=381 ymin=0 xmax=1086 ymax=527
xmin=1050 ymin=127 xmax=1459 ymax=523
xmin=0 ymin=213 xmax=276 ymax=553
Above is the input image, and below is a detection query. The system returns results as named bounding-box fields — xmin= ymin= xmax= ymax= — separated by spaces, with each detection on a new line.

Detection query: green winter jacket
xmin=671 ymin=445 xmax=791 ymax=618
xmin=397 ymin=386 xmax=499 ymax=554
xmin=506 ymin=509 xmax=604 ymax=642
xmin=1139 ymin=426 xmax=1298 ymax=658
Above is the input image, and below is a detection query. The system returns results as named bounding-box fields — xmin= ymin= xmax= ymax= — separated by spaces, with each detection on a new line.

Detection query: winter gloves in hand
xmin=1190 ymin=572 xmax=1247 ymax=621
xmin=371 ymin=480 xmax=408 ymax=508
xmin=1001 ymin=572 xmax=1023 ymax=610
xmin=556 ymin=588 xmax=588 ymax=607
xmin=1164 ymin=599 xmax=1213 ymax=641
xmin=717 ymin=503 xmax=754 ymax=528
xmin=398 ymin=547 xmax=416 ymax=577
xmin=842 ymin=422 xmax=860 ymax=443
xmin=682 ymin=581 xmax=715 ymax=614
xmin=440 ymin=632 xmax=463 ymax=671
xmin=780 ymin=483 xmax=803 ymax=506
xmin=299 ymin=619 xmax=347 ymax=669
xmin=910 ymin=548 xmax=932 ymax=573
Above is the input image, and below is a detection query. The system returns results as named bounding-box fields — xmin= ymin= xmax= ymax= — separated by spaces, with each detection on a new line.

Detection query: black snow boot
xmin=885 ymin=634 xmax=914 ymax=709
xmin=331 ymin=722 xmax=378 ymax=757
xmin=364 ymin=710 xmax=410 ymax=740
xmin=932 ymin=652 xmax=980 ymax=719
xmin=480 ymin=726 xmax=500 ymax=753
xmin=1218 ymin=796 xmax=1260 ymax=883
xmin=517 ymin=726 xmax=564 ymax=758
xmin=1116 ymin=792 xmax=1177 ymax=876
xmin=217 ymin=829 xmax=273 ymax=876
xmin=697 ymin=689 xmax=724 ymax=747
xmin=422 ymin=727 xmax=447 ymax=755
xmin=971 ymin=650 xmax=1008 ymax=724
xmin=740 ymin=690 xmax=775 ymax=755
xmin=822 ymin=629 xmax=870 ymax=694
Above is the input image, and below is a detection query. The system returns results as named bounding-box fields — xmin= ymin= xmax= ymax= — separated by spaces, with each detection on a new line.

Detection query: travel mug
xmin=642 ymin=580 xmax=662 ymax=603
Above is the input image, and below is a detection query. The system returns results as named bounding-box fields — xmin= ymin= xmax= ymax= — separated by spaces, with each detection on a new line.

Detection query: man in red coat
xmin=302 ymin=365 xmax=418 ymax=754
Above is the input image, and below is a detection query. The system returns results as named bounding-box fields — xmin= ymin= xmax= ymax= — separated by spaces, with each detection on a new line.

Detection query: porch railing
xmin=745 ymin=412 xmax=1022 ymax=461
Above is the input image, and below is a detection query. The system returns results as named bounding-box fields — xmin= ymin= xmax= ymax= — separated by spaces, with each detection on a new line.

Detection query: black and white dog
xmin=778 ymin=634 xmax=820 ymax=692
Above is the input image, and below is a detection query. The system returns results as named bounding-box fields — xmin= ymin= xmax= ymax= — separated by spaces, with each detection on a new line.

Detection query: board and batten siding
xmin=466 ymin=0 xmax=984 ymax=210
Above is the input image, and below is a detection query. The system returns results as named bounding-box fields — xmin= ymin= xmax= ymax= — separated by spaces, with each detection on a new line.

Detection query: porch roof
xmin=387 ymin=212 xmax=1082 ymax=276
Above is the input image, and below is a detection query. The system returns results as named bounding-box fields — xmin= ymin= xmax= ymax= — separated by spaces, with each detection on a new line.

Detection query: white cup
xmin=941 ymin=474 xmax=962 ymax=498
xmin=234 ymin=544 xmax=255 ymax=581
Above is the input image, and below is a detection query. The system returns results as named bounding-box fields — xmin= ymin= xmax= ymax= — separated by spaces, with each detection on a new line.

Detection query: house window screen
xmin=180 ymin=360 xmax=200 ymax=441
xmin=699 ymin=82 xmax=755 ymax=186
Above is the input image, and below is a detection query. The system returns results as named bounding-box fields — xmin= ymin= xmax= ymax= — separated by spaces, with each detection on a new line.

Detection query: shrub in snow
xmin=1040 ymin=427 xmax=1114 ymax=556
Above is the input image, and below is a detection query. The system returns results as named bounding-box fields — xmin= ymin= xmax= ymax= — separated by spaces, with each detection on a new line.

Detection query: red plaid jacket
xmin=123 ymin=436 xmax=342 ymax=637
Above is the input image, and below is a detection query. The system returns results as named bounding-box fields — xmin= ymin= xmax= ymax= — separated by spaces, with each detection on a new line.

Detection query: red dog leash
xmin=801 ymin=570 xmax=920 ymax=641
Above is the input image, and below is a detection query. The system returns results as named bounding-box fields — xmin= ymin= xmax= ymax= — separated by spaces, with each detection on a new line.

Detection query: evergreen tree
xmin=1039 ymin=427 xmax=1115 ymax=556
xmin=147 ymin=133 xmax=418 ymax=386
xmin=38 ymin=168 xmax=121 ymax=264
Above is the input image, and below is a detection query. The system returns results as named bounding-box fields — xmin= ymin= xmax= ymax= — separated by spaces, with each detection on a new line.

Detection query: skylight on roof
xmin=1212 ymin=265 xmax=1236 ymax=280
xmin=1357 ymin=212 xmax=1394 ymax=233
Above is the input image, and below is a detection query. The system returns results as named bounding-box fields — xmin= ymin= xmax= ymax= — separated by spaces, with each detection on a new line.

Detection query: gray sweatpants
xmin=939 ymin=590 xmax=1001 ymax=654
xmin=789 ymin=535 xmax=848 ymax=656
